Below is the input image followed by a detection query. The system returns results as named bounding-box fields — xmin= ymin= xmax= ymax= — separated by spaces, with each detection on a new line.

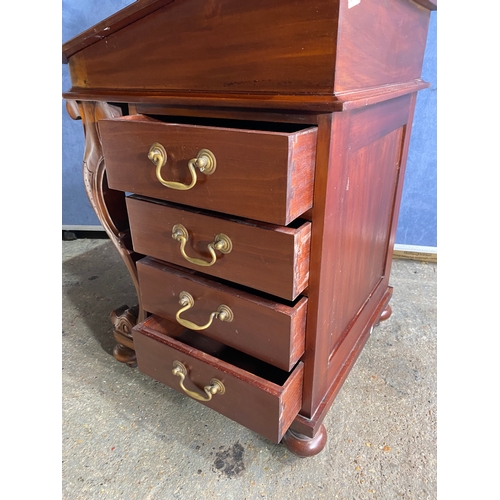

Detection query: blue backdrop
xmin=62 ymin=1 xmax=437 ymax=247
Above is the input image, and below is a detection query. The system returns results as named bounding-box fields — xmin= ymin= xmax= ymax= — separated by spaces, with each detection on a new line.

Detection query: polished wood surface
xmin=137 ymin=258 xmax=307 ymax=371
xmin=127 ymin=196 xmax=311 ymax=300
xmin=65 ymin=0 xmax=337 ymax=94
xmin=64 ymin=0 xmax=434 ymax=97
xmin=133 ymin=315 xmax=304 ymax=443
xmin=282 ymin=424 xmax=328 ymax=458
xmin=99 ymin=114 xmax=317 ymax=225
xmin=63 ymin=80 xmax=430 ymax=113
xmin=62 ymin=0 xmax=177 ymax=63
xmin=63 ymin=0 xmax=436 ymax=457
xmin=334 ymin=0 xmax=430 ymax=92
xmin=297 ymin=94 xmax=415 ymax=417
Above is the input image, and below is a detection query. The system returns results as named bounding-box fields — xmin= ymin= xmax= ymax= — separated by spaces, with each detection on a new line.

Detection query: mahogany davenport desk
xmin=63 ymin=0 xmax=436 ymax=457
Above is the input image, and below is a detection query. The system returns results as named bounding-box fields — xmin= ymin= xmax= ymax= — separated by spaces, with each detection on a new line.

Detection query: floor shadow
xmin=62 ymin=239 xmax=138 ymax=356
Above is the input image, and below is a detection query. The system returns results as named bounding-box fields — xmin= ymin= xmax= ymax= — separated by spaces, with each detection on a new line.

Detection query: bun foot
xmin=375 ymin=304 xmax=392 ymax=326
xmin=282 ymin=424 xmax=327 ymax=457
xmin=113 ymin=343 xmax=137 ymax=368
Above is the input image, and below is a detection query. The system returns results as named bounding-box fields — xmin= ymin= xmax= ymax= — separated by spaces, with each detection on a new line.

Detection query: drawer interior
xmin=133 ymin=315 xmax=304 ymax=442
xmin=144 ymin=114 xmax=316 ymax=134
xmin=146 ymin=317 xmax=294 ymax=388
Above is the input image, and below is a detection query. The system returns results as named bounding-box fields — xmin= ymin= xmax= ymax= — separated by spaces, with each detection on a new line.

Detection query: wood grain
xmin=133 ymin=315 xmax=304 ymax=443
xmin=63 ymin=79 xmax=429 ymax=113
xmin=62 ymin=0 xmax=436 ymax=456
xmin=99 ymin=114 xmax=317 ymax=225
xmin=127 ymin=196 xmax=311 ymax=300
xmin=66 ymin=0 xmax=338 ymax=94
xmin=136 ymin=257 xmax=307 ymax=371
xmin=64 ymin=0 xmax=434 ymax=96
xmin=335 ymin=0 xmax=431 ymax=92
xmin=62 ymin=0 xmax=177 ymax=63
xmin=299 ymin=94 xmax=414 ymax=417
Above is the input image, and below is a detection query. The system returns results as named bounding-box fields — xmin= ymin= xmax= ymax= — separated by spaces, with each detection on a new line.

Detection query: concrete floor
xmin=62 ymin=237 xmax=436 ymax=499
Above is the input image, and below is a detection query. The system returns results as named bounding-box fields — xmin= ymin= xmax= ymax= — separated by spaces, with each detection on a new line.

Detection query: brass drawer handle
xmin=175 ymin=291 xmax=234 ymax=331
xmin=172 ymin=223 xmax=232 ymax=267
xmin=172 ymin=361 xmax=225 ymax=401
xmin=148 ymin=143 xmax=216 ymax=191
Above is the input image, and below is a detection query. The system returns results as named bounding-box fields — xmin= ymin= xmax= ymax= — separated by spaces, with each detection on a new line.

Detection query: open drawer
xmin=132 ymin=315 xmax=304 ymax=443
xmin=128 ymin=196 xmax=311 ymax=301
xmin=98 ymin=114 xmax=317 ymax=226
xmin=137 ymin=257 xmax=307 ymax=371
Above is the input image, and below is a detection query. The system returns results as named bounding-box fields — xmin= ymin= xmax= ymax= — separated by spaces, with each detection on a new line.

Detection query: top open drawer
xmin=99 ymin=115 xmax=317 ymax=225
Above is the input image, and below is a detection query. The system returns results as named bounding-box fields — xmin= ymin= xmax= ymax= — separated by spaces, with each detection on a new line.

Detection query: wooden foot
xmin=110 ymin=305 xmax=139 ymax=367
xmin=113 ymin=343 xmax=137 ymax=367
xmin=282 ymin=424 xmax=327 ymax=457
xmin=375 ymin=304 xmax=392 ymax=326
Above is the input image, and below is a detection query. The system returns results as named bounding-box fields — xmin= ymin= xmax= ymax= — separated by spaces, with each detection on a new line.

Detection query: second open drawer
xmin=132 ymin=315 xmax=304 ymax=444
xmin=137 ymin=257 xmax=307 ymax=372
xmin=127 ymin=196 xmax=311 ymax=301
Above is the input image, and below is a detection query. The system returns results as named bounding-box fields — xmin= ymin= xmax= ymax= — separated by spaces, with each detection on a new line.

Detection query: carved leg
xmin=66 ymin=100 xmax=146 ymax=361
xmin=282 ymin=424 xmax=327 ymax=457
xmin=110 ymin=305 xmax=139 ymax=367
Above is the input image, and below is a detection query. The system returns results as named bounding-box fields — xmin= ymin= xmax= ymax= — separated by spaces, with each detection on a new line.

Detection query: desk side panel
xmin=301 ymin=94 xmax=415 ymax=417
xmin=334 ymin=0 xmax=430 ymax=93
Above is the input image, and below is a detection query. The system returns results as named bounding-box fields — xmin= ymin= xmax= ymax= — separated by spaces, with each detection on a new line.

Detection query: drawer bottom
xmin=132 ymin=316 xmax=304 ymax=443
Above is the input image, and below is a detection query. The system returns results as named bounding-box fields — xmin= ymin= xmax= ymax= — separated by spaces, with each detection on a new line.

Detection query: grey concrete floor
xmin=62 ymin=238 xmax=436 ymax=500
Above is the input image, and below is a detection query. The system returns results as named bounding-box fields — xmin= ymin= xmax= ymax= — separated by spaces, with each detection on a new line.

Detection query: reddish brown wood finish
xmin=110 ymin=304 xmax=140 ymax=366
xmin=290 ymin=287 xmax=393 ymax=438
xmin=412 ymin=0 xmax=437 ymax=10
xmin=98 ymin=114 xmax=317 ymax=225
xmin=126 ymin=196 xmax=311 ymax=300
xmin=65 ymin=100 xmax=147 ymax=361
xmin=289 ymin=92 xmax=419 ymax=436
xmin=133 ymin=315 xmax=304 ymax=443
xmin=299 ymin=94 xmax=414 ymax=418
xmin=66 ymin=0 xmax=338 ymax=94
xmin=62 ymin=0 xmax=177 ymax=63
xmin=112 ymin=343 xmax=138 ymax=368
xmin=63 ymin=80 xmax=429 ymax=113
xmin=334 ymin=0 xmax=430 ymax=93
xmin=378 ymin=304 xmax=393 ymax=324
xmin=282 ymin=424 xmax=327 ymax=458
xmin=136 ymin=258 xmax=307 ymax=371
xmin=63 ymin=0 xmax=436 ymax=458
xmin=64 ymin=0 xmax=433 ymax=98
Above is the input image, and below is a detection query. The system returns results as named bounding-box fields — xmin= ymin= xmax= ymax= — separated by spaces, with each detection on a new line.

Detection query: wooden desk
xmin=63 ymin=0 xmax=436 ymax=457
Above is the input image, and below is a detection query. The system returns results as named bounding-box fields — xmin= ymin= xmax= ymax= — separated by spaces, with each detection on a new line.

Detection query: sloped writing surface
xmin=66 ymin=0 xmax=337 ymax=94
xmin=63 ymin=0 xmax=169 ymax=63
xmin=64 ymin=0 xmax=435 ymax=97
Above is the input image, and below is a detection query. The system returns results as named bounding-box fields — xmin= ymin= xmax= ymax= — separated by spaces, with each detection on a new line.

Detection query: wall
xmin=62 ymin=1 xmax=437 ymax=247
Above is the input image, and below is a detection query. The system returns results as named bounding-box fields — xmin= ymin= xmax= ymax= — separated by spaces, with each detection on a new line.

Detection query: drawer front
xmin=132 ymin=315 xmax=304 ymax=444
xmin=137 ymin=258 xmax=307 ymax=372
xmin=127 ymin=196 xmax=311 ymax=301
xmin=99 ymin=115 xmax=317 ymax=226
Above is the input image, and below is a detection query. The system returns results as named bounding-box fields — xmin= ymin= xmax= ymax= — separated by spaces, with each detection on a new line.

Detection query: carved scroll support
xmin=66 ymin=100 xmax=144 ymax=364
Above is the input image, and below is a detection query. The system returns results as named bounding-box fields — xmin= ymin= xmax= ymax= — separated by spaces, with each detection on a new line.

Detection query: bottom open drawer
xmin=132 ymin=315 xmax=304 ymax=443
